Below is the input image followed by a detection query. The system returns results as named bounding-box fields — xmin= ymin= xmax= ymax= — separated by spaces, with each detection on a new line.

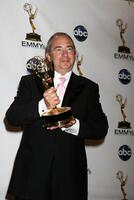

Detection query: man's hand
xmin=43 ymin=87 xmax=60 ymax=109
xmin=46 ymin=117 xmax=76 ymax=130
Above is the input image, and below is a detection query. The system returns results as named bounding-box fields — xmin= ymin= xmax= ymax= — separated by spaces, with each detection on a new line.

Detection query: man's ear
xmin=45 ymin=53 xmax=51 ymax=62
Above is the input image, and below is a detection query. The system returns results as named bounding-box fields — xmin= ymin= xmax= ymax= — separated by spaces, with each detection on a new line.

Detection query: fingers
xmin=46 ymin=118 xmax=76 ymax=130
xmin=43 ymin=87 xmax=60 ymax=109
xmin=63 ymin=119 xmax=76 ymax=128
xmin=46 ymin=125 xmax=59 ymax=130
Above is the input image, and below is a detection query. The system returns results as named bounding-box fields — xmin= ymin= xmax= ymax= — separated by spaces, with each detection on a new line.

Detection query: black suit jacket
xmin=6 ymin=72 xmax=108 ymax=200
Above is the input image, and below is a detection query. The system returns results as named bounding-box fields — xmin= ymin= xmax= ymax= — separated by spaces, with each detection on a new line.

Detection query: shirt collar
xmin=54 ymin=71 xmax=72 ymax=87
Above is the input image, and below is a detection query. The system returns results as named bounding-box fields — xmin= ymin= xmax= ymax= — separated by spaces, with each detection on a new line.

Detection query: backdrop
xmin=0 ymin=0 xmax=134 ymax=199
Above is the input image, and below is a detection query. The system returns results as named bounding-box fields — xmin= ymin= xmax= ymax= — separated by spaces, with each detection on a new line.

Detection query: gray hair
xmin=45 ymin=32 xmax=76 ymax=54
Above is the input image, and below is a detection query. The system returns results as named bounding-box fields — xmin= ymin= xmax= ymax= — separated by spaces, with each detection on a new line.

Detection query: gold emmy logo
xmin=116 ymin=94 xmax=131 ymax=129
xmin=24 ymin=3 xmax=41 ymax=41
xmin=116 ymin=171 xmax=128 ymax=200
xmin=76 ymin=53 xmax=83 ymax=76
xmin=116 ymin=19 xmax=130 ymax=54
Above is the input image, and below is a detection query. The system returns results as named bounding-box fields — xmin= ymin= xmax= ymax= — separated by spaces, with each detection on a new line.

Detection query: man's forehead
xmin=52 ymin=37 xmax=74 ymax=48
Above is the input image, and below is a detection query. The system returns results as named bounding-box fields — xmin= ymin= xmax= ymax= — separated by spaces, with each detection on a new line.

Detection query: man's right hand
xmin=43 ymin=87 xmax=60 ymax=109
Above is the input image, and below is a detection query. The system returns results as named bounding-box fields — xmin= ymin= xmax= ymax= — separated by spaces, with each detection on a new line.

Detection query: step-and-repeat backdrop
xmin=0 ymin=0 xmax=134 ymax=199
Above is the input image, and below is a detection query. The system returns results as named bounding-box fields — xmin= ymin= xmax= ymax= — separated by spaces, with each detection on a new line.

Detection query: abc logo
xmin=73 ymin=25 xmax=88 ymax=42
xmin=118 ymin=145 xmax=132 ymax=161
xmin=118 ymin=69 xmax=131 ymax=84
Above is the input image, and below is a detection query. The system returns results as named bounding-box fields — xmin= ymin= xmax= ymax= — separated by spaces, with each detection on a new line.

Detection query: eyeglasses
xmin=51 ymin=46 xmax=75 ymax=55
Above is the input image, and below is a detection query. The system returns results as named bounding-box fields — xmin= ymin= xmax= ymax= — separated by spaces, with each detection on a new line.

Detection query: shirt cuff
xmin=61 ymin=118 xmax=80 ymax=136
xmin=38 ymin=98 xmax=47 ymax=116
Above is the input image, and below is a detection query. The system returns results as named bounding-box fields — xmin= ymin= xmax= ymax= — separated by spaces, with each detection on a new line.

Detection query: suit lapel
xmin=62 ymin=73 xmax=83 ymax=106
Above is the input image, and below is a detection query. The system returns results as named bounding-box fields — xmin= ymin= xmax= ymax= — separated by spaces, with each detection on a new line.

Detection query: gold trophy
xmin=26 ymin=56 xmax=74 ymax=128
xmin=116 ymin=171 xmax=128 ymax=200
xmin=24 ymin=3 xmax=41 ymax=41
xmin=76 ymin=53 xmax=83 ymax=76
xmin=116 ymin=19 xmax=130 ymax=54
xmin=116 ymin=94 xmax=131 ymax=129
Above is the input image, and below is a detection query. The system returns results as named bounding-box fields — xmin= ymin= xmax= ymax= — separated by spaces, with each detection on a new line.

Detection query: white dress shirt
xmin=38 ymin=71 xmax=79 ymax=135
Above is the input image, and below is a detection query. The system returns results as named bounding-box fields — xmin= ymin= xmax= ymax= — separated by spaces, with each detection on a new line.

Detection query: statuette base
xmin=118 ymin=121 xmax=131 ymax=129
xmin=25 ymin=32 xmax=41 ymax=41
xmin=42 ymin=107 xmax=74 ymax=128
xmin=118 ymin=46 xmax=131 ymax=54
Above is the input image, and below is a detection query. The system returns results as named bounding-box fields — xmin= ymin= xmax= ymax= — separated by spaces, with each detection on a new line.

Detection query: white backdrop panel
xmin=0 ymin=0 xmax=134 ymax=199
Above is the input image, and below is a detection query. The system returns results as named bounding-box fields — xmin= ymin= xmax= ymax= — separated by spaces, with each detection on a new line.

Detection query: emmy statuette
xmin=76 ymin=53 xmax=83 ymax=76
xmin=24 ymin=3 xmax=41 ymax=42
xmin=116 ymin=94 xmax=131 ymax=129
xmin=116 ymin=19 xmax=130 ymax=54
xmin=116 ymin=171 xmax=128 ymax=200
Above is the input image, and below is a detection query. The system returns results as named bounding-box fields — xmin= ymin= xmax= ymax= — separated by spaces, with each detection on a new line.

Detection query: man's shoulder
xmin=72 ymin=72 xmax=98 ymax=88
xmin=21 ymin=73 xmax=36 ymax=81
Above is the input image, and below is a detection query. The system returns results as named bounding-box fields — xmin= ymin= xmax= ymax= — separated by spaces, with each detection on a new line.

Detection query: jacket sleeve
xmin=6 ymin=76 xmax=41 ymax=126
xmin=78 ymin=84 xmax=109 ymax=140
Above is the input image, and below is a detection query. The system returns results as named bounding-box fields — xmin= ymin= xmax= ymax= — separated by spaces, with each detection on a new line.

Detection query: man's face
xmin=46 ymin=35 xmax=76 ymax=75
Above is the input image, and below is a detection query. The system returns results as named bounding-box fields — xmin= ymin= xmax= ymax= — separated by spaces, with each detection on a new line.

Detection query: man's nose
xmin=62 ymin=49 xmax=68 ymax=56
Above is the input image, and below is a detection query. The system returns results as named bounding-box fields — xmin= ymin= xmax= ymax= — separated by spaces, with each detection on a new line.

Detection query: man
xmin=6 ymin=32 xmax=108 ymax=200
